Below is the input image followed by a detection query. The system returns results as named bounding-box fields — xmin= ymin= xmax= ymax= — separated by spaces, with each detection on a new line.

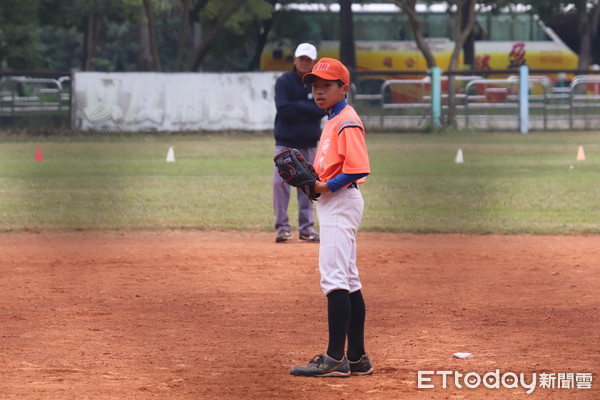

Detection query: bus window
xmin=355 ymin=13 xmax=399 ymax=41
xmin=513 ymin=14 xmax=532 ymax=41
xmin=490 ymin=14 xmax=514 ymax=41
xmin=426 ymin=13 xmax=449 ymax=39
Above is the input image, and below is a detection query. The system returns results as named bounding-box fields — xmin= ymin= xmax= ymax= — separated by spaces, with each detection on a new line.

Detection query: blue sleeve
xmin=326 ymin=173 xmax=369 ymax=193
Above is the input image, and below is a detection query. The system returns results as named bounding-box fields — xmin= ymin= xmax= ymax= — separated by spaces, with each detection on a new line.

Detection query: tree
xmin=339 ymin=0 xmax=356 ymax=70
xmin=142 ymin=0 xmax=161 ymax=71
xmin=139 ymin=0 xmax=194 ymax=71
xmin=448 ymin=0 xmax=477 ymax=73
xmin=46 ymin=0 xmax=141 ymax=70
xmin=394 ymin=0 xmax=437 ymax=68
xmin=48 ymin=0 xmax=274 ymax=72
xmin=264 ymin=0 xmax=329 ymax=60
xmin=175 ymin=0 xmax=192 ymax=71
xmin=573 ymin=0 xmax=600 ymax=69
xmin=461 ymin=1 xmax=475 ymax=68
xmin=246 ymin=0 xmax=282 ymax=71
xmin=395 ymin=0 xmax=477 ymax=128
xmin=186 ymin=0 xmax=253 ymax=71
xmin=446 ymin=0 xmax=477 ymax=128
xmin=0 ymin=0 xmax=42 ymax=69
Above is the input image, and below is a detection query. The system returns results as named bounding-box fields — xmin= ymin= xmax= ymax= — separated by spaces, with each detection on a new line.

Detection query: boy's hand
xmin=314 ymin=181 xmax=330 ymax=194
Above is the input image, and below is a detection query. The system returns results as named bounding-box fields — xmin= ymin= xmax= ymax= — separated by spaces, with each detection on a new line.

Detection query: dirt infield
xmin=0 ymin=231 xmax=598 ymax=399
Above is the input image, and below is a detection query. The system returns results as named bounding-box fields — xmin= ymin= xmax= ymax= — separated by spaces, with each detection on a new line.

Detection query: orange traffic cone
xmin=576 ymin=145 xmax=586 ymax=161
xmin=35 ymin=147 xmax=44 ymax=162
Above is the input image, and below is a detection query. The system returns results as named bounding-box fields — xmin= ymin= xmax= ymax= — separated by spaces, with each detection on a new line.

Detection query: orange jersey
xmin=314 ymin=101 xmax=370 ymax=184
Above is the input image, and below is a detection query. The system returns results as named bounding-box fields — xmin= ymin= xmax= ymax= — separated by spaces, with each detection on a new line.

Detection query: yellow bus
xmin=261 ymin=2 xmax=578 ymax=93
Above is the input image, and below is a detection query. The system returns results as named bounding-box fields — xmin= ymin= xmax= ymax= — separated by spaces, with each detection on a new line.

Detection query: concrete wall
xmin=71 ymin=71 xmax=282 ymax=132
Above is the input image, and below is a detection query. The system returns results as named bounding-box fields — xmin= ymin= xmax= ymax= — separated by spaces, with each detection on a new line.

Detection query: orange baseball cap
xmin=302 ymin=58 xmax=350 ymax=85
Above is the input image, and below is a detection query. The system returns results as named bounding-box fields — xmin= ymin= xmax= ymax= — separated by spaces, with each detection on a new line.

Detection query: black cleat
xmin=276 ymin=231 xmax=292 ymax=243
xmin=349 ymin=354 xmax=374 ymax=376
xmin=299 ymin=232 xmax=320 ymax=243
xmin=290 ymin=354 xmax=351 ymax=377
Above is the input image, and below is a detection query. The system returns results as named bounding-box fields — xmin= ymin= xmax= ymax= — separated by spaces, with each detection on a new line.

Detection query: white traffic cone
xmin=166 ymin=146 xmax=176 ymax=163
xmin=455 ymin=148 xmax=464 ymax=164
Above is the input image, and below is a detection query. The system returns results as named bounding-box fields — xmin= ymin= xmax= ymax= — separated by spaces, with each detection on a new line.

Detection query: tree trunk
xmin=339 ymin=0 xmax=356 ymax=71
xmin=142 ymin=0 xmax=161 ymax=71
xmin=592 ymin=2 xmax=600 ymax=59
xmin=247 ymin=17 xmax=272 ymax=71
xmin=461 ymin=0 xmax=475 ymax=69
xmin=138 ymin=6 xmax=152 ymax=71
xmin=576 ymin=0 xmax=600 ymax=70
xmin=82 ymin=15 xmax=100 ymax=71
xmin=395 ymin=0 xmax=436 ymax=68
xmin=445 ymin=0 xmax=476 ymax=128
xmin=175 ymin=0 xmax=191 ymax=71
xmin=186 ymin=0 xmax=249 ymax=72
xmin=450 ymin=1 xmax=476 ymax=72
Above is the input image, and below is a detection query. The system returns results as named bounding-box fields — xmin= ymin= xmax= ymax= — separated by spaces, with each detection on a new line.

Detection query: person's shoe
xmin=349 ymin=354 xmax=374 ymax=376
xmin=299 ymin=232 xmax=320 ymax=243
xmin=276 ymin=231 xmax=291 ymax=243
xmin=290 ymin=354 xmax=351 ymax=377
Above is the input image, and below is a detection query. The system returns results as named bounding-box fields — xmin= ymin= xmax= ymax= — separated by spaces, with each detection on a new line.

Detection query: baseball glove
xmin=274 ymin=148 xmax=320 ymax=202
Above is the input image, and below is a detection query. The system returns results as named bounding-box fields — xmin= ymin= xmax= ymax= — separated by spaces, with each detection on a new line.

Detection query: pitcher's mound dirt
xmin=0 ymin=231 xmax=598 ymax=399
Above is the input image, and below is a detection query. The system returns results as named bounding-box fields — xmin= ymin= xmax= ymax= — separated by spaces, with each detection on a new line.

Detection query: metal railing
xmin=464 ymin=75 xmax=551 ymax=131
xmin=568 ymin=75 xmax=600 ymax=130
xmin=0 ymin=76 xmax=71 ymax=116
xmin=350 ymin=75 xmax=485 ymax=130
xmin=351 ymin=72 xmax=600 ymax=132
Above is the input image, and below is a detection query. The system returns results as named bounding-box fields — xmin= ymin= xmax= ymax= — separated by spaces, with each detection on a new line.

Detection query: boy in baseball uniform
xmin=290 ymin=58 xmax=373 ymax=377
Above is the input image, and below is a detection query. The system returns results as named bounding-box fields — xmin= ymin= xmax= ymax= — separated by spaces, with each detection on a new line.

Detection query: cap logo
xmin=314 ymin=62 xmax=330 ymax=72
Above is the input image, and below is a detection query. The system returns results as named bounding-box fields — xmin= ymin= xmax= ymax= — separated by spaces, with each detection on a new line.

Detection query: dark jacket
xmin=274 ymin=67 xmax=326 ymax=148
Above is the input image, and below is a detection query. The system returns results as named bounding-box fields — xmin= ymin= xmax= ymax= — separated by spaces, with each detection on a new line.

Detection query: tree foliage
xmin=0 ymin=0 xmax=277 ymax=71
xmin=0 ymin=0 xmax=42 ymax=69
xmin=394 ymin=0 xmax=437 ymax=68
xmin=1 ymin=1 xmax=599 ymax=72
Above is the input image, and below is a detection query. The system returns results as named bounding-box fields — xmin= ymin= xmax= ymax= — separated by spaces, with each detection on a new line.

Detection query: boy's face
xmin=311 ymin=76 xmax=349 ymax=109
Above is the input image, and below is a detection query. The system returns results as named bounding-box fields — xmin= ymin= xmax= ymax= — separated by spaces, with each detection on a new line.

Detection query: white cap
xmin=294 ymin=43 xmax=317 ymax=60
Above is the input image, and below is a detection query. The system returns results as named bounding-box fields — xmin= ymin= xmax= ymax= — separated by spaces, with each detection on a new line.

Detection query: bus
xmin=260 ymin=2 xmax=578 ymax=96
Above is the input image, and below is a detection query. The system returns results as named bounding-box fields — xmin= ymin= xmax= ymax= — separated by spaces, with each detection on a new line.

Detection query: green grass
xmin=0 ymin=131 xmax=599 ymax=234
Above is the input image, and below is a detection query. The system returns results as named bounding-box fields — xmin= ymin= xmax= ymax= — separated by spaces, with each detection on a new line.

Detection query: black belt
xmin=347 ymin=182 xmax=358 ymax=189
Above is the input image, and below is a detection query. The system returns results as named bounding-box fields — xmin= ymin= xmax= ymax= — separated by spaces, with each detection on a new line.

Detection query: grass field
xmin=0 ymin=131 xmax=599 ymax=234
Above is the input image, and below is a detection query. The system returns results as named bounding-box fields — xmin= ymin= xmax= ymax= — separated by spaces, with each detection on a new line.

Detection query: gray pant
xmin=273 ymin=145 xmax=317 ymax=235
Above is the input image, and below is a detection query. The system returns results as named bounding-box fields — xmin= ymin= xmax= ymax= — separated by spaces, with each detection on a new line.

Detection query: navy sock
xmin=347 ymin=290 xmax=366 ymax=362
xmin=326 ymin=289 xmax=350 ymax=361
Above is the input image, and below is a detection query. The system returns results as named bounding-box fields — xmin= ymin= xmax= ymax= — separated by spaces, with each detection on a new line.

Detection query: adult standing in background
xmin=273 ymin=43 xmax=326 ymax=243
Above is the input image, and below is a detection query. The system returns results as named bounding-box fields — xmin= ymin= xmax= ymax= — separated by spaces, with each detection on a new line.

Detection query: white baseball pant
xmin=316 ymin=186 xmax=364 ymax=295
